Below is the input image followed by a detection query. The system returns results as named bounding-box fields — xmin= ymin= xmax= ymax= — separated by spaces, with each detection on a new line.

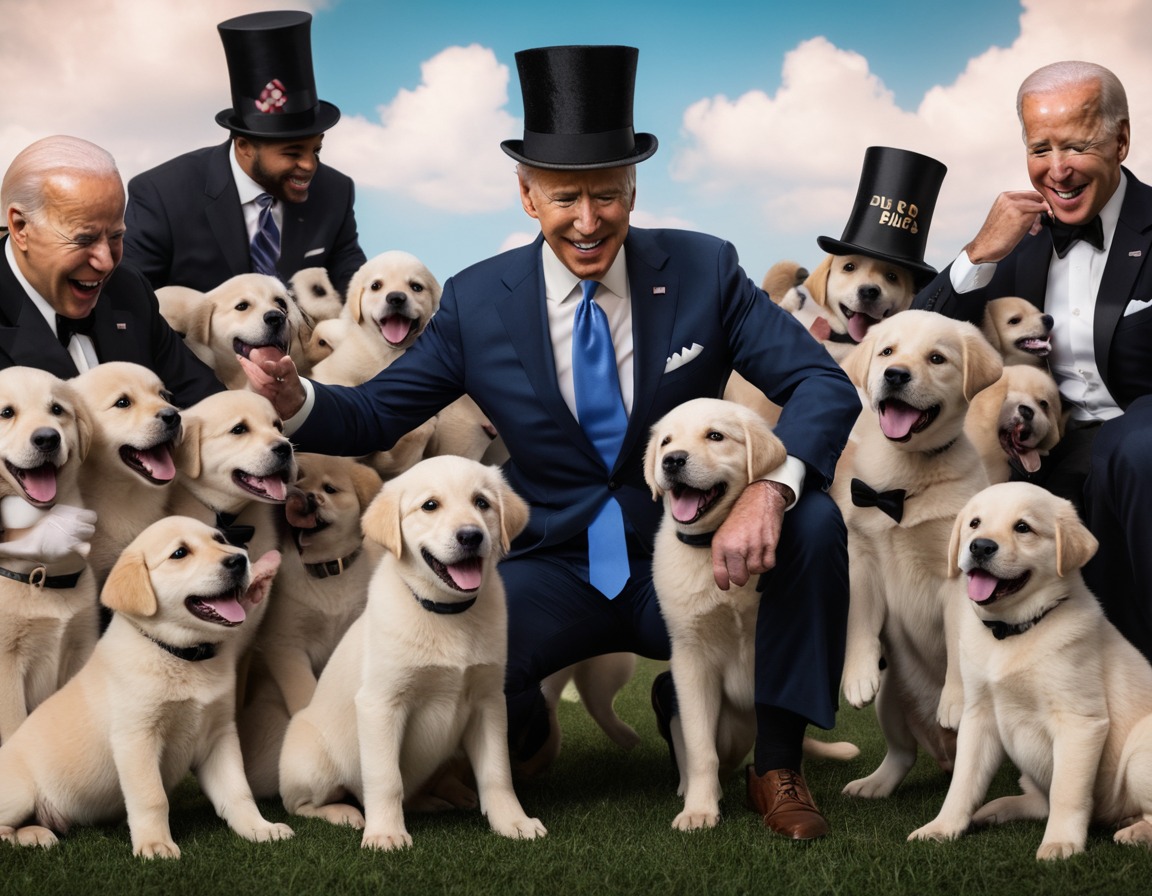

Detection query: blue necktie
xmin=572 ymin=279 xmax=630 ymax=598
xmin=250 ymin=193 xmax=281 ymax=277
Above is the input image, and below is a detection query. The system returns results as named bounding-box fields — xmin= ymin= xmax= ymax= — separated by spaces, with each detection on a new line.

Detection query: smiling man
xmin=914 ymin=60 xmax=1152 ymax=662
xmin=123 ymin=10 xmax=365 ymax=297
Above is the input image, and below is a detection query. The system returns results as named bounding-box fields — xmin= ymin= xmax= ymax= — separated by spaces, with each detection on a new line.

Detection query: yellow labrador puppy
xmin=979 ymin=296 xmax=1054 ymax=368
xmin=836 ymin=310 xmax=1002 ymax=798
xmin=278 ymin=456 xmax=546 ymax=850
xmin=645 ymin=397 xmax=859 ymax=830
xmin=0 ymin=517 xmax=291 ymax=858
xmin=239 ymin=453 xmax=384 ymax=798
xmin=0 ymin=367 xmax=97 ymax=742
xmin=964 ymin=364 xmax=1064 ymax=484
xmin=288 ymin=266 xmax=344 ymax=323
xmin=911 ymin=483 xmax=1152 ymax=859
xmin=72 ymin=362 xmax=181 ymax=588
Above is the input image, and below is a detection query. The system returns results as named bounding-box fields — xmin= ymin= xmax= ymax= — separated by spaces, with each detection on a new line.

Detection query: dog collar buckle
xmin=28 ymin=566 xmax=47 ymax=589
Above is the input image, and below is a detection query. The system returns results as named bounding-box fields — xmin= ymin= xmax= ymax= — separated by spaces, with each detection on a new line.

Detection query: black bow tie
xmin=215 ymin=511 xmax=255 ymax=548
xmin=850 ymin=478 xmax=906 ymax=524
xmin=55 ymin=313 xmax=96 ymax=347
xmin=1044 ymin=214 xmax=1104 ymax=259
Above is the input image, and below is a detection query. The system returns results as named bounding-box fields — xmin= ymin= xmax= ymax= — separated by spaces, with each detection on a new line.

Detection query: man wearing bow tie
xmin=914 ymin=61 xmax=1152 ymax=661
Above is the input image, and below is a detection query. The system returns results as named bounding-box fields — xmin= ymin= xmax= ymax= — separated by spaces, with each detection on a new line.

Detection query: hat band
xmin=235 ymin=105 xmax=323 ymax=135
xmin=522 ymin=126 xmax=636 ymax=165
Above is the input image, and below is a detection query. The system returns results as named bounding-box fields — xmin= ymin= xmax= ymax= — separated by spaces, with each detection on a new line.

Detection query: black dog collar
xmin=131 ymin=623 xmax=219 ymax=661
xmin=675 ymin=530 xmax=716 ymax=548
xmin=0 ymin=564 xmax=83 ymax=589
xmin=410 ymin=586 xmax=477 ymax=615
xmin=304 ymin=547 xmax=362 ymax=579
xmin=982 ymin=599 xmax=1066 ymax=640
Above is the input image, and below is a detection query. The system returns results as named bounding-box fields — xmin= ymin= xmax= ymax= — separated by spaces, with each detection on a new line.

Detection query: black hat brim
xmin=816 ymin=235 xmax=939 ymax=289
xmin=215 ymin=100 xmax=342 ymax=140
xmin=500 ymin=132 xmax=658 ymax=170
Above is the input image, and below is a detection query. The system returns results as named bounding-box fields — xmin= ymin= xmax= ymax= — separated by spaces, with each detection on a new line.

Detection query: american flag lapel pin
xmin=1130 ymin=250 xmax=1143 ymax=258
xmin=653 ymin=286 xmax=666 ymax=295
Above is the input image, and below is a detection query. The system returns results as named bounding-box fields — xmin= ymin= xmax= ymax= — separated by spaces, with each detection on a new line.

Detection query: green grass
xmin=2 ymin=658 xmax=1150 ymax=895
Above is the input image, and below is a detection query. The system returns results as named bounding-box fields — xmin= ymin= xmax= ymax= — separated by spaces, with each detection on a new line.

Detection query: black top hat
xmin=215 ymin=10 xmax=340 ymax=140
xmin=817 ymin=146 xmax=947 ymax=288
xmin=501 ymin=45 xmax=658 ymax=170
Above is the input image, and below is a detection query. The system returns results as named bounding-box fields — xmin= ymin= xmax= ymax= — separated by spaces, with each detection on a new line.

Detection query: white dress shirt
xmin=229 ymin=143 xmax=284 ymax=242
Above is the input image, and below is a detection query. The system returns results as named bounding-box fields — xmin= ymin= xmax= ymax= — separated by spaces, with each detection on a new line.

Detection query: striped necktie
xmin=572 ymin=279 xmax=630 ymax=598
xmin=250 ymin=193 xmax=281 ymax=277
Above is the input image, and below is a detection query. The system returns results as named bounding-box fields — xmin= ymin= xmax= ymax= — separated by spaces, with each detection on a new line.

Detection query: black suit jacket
xmin=123 ymin=141 xmax=366 ymax=296
xmin=914 ymin=169 xmax=1152 ymax=409
xmin=293 ymin=228 xmax=861 ymax=557
xmin=0 ymin=241 xmax=224 ymax=408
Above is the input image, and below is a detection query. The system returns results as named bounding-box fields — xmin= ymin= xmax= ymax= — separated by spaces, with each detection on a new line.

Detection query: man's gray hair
xmin=516 ymin=162 xmax=637 ymax=195
xmin=1017 ymin=61 xmax=1129 ymax=138
xmin=1 ymin=135 xmax=121 ymax=224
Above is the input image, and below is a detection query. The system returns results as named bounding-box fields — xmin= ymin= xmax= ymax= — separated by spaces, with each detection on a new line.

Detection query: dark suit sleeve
xmin=324 ymin=178 xmax=367 ymax=297
xmin=124 ymin=172 xmax=174 ymax=291
xmin=912 ymin=262 xmax=995 ymax=324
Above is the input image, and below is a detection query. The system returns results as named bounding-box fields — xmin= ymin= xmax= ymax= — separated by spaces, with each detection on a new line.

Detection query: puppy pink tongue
xmin=1017 ymin=447 xmax=1041 ymax=473
xmin=879 ymin=402 xmax=921 ymax=440
xmin=248 ymin=345 xmax=286 ymax=368
xmin=202 ymin=595 xmax=246 ymax=623
xmin=847 ymin=312 xmax=876 ymax=344
xmin=380 ymin=316 xmax=412 ymax=345
xmin=967 ymin=569 xmax=1000 ymax=603
xmin=671 ymin=488 xmax=705 ymax=523
xmin=448 ymin=558 xmax=483 ymax=591
xmin=21 ymin=464 xmax=57 ymax=503
xmin=136 ymin=445 xmax=176 ymax=482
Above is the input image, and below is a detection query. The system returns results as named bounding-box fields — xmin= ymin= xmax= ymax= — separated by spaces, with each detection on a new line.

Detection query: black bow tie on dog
xmin=1043 ymin=214 xmax=1104 ymax=259
xmin=850 ymin=478 xmax=906 ymax=524
xmin=215 ymin=511 xmax=255 ymax=548
xmin=55 ymin=313 xmax=96 ymax=347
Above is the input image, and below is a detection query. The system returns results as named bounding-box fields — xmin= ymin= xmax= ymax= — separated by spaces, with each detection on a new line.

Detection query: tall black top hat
xmin=817 ymin=146 xmax=947 ymax=288
xmin=215 ymin=10 xmax=341 ymax=139
xmin=500 ymin=45 xmax=658 ymax=170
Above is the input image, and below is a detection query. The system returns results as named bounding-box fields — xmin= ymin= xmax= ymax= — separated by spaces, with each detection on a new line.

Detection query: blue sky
xmin=3 ymin=0 xmax=1149 ymax=291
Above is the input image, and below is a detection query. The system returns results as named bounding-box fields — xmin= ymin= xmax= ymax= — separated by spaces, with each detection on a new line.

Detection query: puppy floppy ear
xmin=742 ymin=412 xmax=788 ymax=483
xmin=1054 ymin=499 xmax=1099 ymax=577
xmin=495 ymin=476 xmax=530 ymax=555
xmin=63 ymin=383 xmax=94 ymax=463
xmin=345 ymin=265 xmax=368 ymax=324
xmin=643 ymin=424 xmax=664 ymax=500
xmin=174 ymin=414 xmax=202 ymax=479
xmin=961 ymin=327 xmax=1004 ymax=402
xmin=181 ymin=295 xmax=215 ymax=346
xmin=350 ymin=461 xmax=385 ymax=510
xmin=946 ymin=501 xmax=975 ymax=579
xmin=804 ymin=255 xmax=833 ymax=308
xmin=361 ymin=481 xmax=404 ymax=558
xmin=101 ymin=547 xmax=158 ymax=616
xmin=978 ymin=306 xmax=1003 ymax=353
xmin=841 ymin=331 xmax=875 ymax=391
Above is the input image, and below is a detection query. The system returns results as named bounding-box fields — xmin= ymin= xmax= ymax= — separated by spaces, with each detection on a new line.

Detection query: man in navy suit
xmin=244 ymin=45 xmax=859 ymax=839
xmin=124 ymin=11 xmax=366 ymax=297
xmin=913 ymin=61 xmax=1152 ymax=661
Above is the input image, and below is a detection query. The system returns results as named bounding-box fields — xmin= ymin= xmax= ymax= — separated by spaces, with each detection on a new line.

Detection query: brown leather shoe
xmin=746 ymin=766 xmax=829 ymax=840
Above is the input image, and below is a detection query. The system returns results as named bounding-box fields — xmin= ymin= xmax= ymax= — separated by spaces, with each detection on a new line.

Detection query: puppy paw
xmin=1036 ymin=840 xmax=1082 ymax=861
xmin=361 ymin=830 xmax=412 ymax=851
xmin=6 ymin=825 xmax=58 ymax=849
xmin=134 ymin=838 xmax=181 ymax=859
xmin=313 ymin=803 xmax=365 ymax=828
xmin=936 ymin=694 xmax=964 ymax=730
xmin=672 ymin=809 xmax=720 ymax=831
xmin=1115 ymin=819 xmax=1152 ymax=846
xmin=245 ymin=821 xmax=295 ymax=842
xmin=908 ymin=821 xmax=964 ymax=843
xmin=493 ymin=816 xmax=547 ymax=841
xmin=842 ymin=773 xmax=897 ymax=799
xmin=842 ymin=673 xmax=879 ymax=709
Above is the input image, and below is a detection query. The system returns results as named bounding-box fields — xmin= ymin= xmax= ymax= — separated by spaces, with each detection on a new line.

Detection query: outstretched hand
xmin=237 ymin=346 xmax=307 ymax=421
xmin=710 ymin=480 xmax=791 ymax=591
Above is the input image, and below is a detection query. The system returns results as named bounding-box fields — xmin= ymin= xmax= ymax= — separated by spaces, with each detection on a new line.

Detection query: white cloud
xmin=672 ymin=0 xmax=1152 ymax=268
xmin=323 ymin=45 xmax=521 ymax=213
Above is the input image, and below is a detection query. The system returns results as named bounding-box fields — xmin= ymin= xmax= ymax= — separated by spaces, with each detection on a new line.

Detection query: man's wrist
xmin=760 ymin=479 xmax=794 ymax=507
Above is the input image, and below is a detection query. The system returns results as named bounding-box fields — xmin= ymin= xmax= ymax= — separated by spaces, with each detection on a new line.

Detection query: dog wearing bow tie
xmin=833 ymin=310 xmax=1002 ymax=798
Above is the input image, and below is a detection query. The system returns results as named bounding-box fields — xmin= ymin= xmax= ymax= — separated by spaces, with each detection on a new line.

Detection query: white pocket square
xmin=1123 ymin=298 xmax=1152 ymax=317
xmin=665 ymin=343 xmax=704 ymax=373
xmin=303 ymin=247 xmax=325 ymax=259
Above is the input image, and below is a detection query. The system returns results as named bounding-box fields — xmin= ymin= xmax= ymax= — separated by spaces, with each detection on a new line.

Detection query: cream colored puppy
xmin=158 ymin=273 xmax=303 ymax=388
xmin=965 ymin=364 xmax=1064 ymax=484
xmin=979 ymin=296 xmax=1054 ymax=368
xmin=910 ymin=483 xmax=1152 ymax=859
xmin=0 ymin=517 xmax=291 ymax=858
xmin=278 ymin=456 xmax=546 ymax=850
xmin=239 ymin=454 xmax=384 ymax=798
xmin=0 ymin=367 xmax=98 ymax=742
xmin=645 ymin=398 xmax=859 ymax=830
xmin=72 ymin=362 xmax=181 ymax=588
xmin=288 ymin=266 xmax=344 ymax=322
xmin=836 ymin=310 xmax=1002 ymax=798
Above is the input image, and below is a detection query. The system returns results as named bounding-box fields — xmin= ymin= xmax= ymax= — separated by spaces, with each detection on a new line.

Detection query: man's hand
xmin=237 ymin=346 xmax=307 ymax=421
xmin=964 ymin=190 xmax=1053 ymax=265
xmin=711 ymin=480 xmax=791 ymax=591
xmin=0 ymin=504 xmax=97 ymax=563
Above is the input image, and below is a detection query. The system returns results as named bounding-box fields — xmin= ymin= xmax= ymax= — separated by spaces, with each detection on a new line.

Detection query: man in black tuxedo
xmin=913 ymin=61 xmax=1152 ymax=661
xmin=123 ymin=10 xmax=366 ymax=297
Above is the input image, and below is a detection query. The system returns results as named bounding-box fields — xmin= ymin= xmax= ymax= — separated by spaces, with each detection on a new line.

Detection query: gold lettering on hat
xmin=871 ymin=194 xmax=920 ymax=234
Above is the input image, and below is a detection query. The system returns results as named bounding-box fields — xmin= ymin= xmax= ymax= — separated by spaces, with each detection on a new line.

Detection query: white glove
xmin=0 ymin=504 xmax=97 ymax=563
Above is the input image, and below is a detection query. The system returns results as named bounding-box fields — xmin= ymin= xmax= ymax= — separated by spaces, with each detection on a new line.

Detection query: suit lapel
xmin=204 ymin=142 xmax=251 ymax=279
xmin=0 ymin=241 xmax=79 ymax=377
xmin=1095 ymin=171 xmax=1152 ymax=382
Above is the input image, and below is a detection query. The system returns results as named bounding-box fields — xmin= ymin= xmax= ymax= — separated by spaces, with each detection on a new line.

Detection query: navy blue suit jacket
xmin=293 ymin=228 xmax=860 ymax=557
xmin=124 ymin=141 xmax=366 ymax=297
xmin=0 ymin=240 xmax=224 ymax=408
xmin=914 ymin=169 xmax=1152 ymax=410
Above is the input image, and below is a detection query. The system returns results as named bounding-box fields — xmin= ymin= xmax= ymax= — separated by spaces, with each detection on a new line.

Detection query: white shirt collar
xmin=541 ymin=239 xmax=630 ymax=303
xmin=229 ymin=142 xmax=270 ymax=206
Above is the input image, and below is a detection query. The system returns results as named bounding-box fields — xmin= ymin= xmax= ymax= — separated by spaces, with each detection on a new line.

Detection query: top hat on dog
xmin=817 ymin=146 xmax=947 ymax=287
xmin=214 ymin=10 xmax=340 ymax=139
xmin=500 ymin=45 xmax=658 ymax=170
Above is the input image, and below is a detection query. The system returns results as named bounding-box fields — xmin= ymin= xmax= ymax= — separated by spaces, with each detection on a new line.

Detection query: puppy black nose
xmin=883 ymin=366 xmax=911 ymax=387
xmin=858 ymin=285 xmax=881 ymax=302
xmin=272 ymin=440 xmax=293 ymax=461
xmin=222 ymin=551 xmax=247 ymax=571
xmin=32 ymin=427 xmax=60 ymax=453
xmin=264 ymin=309 xmax=286 ymax=327
xmin=386 ymin=291 xmax=409 ymax=307
xmin=159 ymin=407 xmax=180 ymax=430
xmin=661 ymin=450 xmax=687 ymax=472
xmin=456 ymin=526 xmax=484 ymax=551
xmin=1041 ymin=313 xmax=1054 ymax=332
xmin=969 ymin=538 xmax=998 ymax=560
xmin=1018 ymin=404 xmax=1035 ymax=422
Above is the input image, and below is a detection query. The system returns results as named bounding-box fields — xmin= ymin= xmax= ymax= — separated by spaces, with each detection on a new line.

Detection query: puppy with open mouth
xmin=979 ymin=296 xmax=1055 ymax=368
xmin=965 ymin=364 xmax=1064 ymax=484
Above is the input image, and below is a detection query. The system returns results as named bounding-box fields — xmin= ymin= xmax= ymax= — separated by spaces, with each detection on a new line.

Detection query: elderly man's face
xmin=519 ymin=166 xmax=635 ymax=282
xmin=8 ymin=172 xmax=125 ymax=319
xmin=236 ymin=134 xmax=324 ymax=205
xmin=1022 ymin=80 xmax=1129 ymax=226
